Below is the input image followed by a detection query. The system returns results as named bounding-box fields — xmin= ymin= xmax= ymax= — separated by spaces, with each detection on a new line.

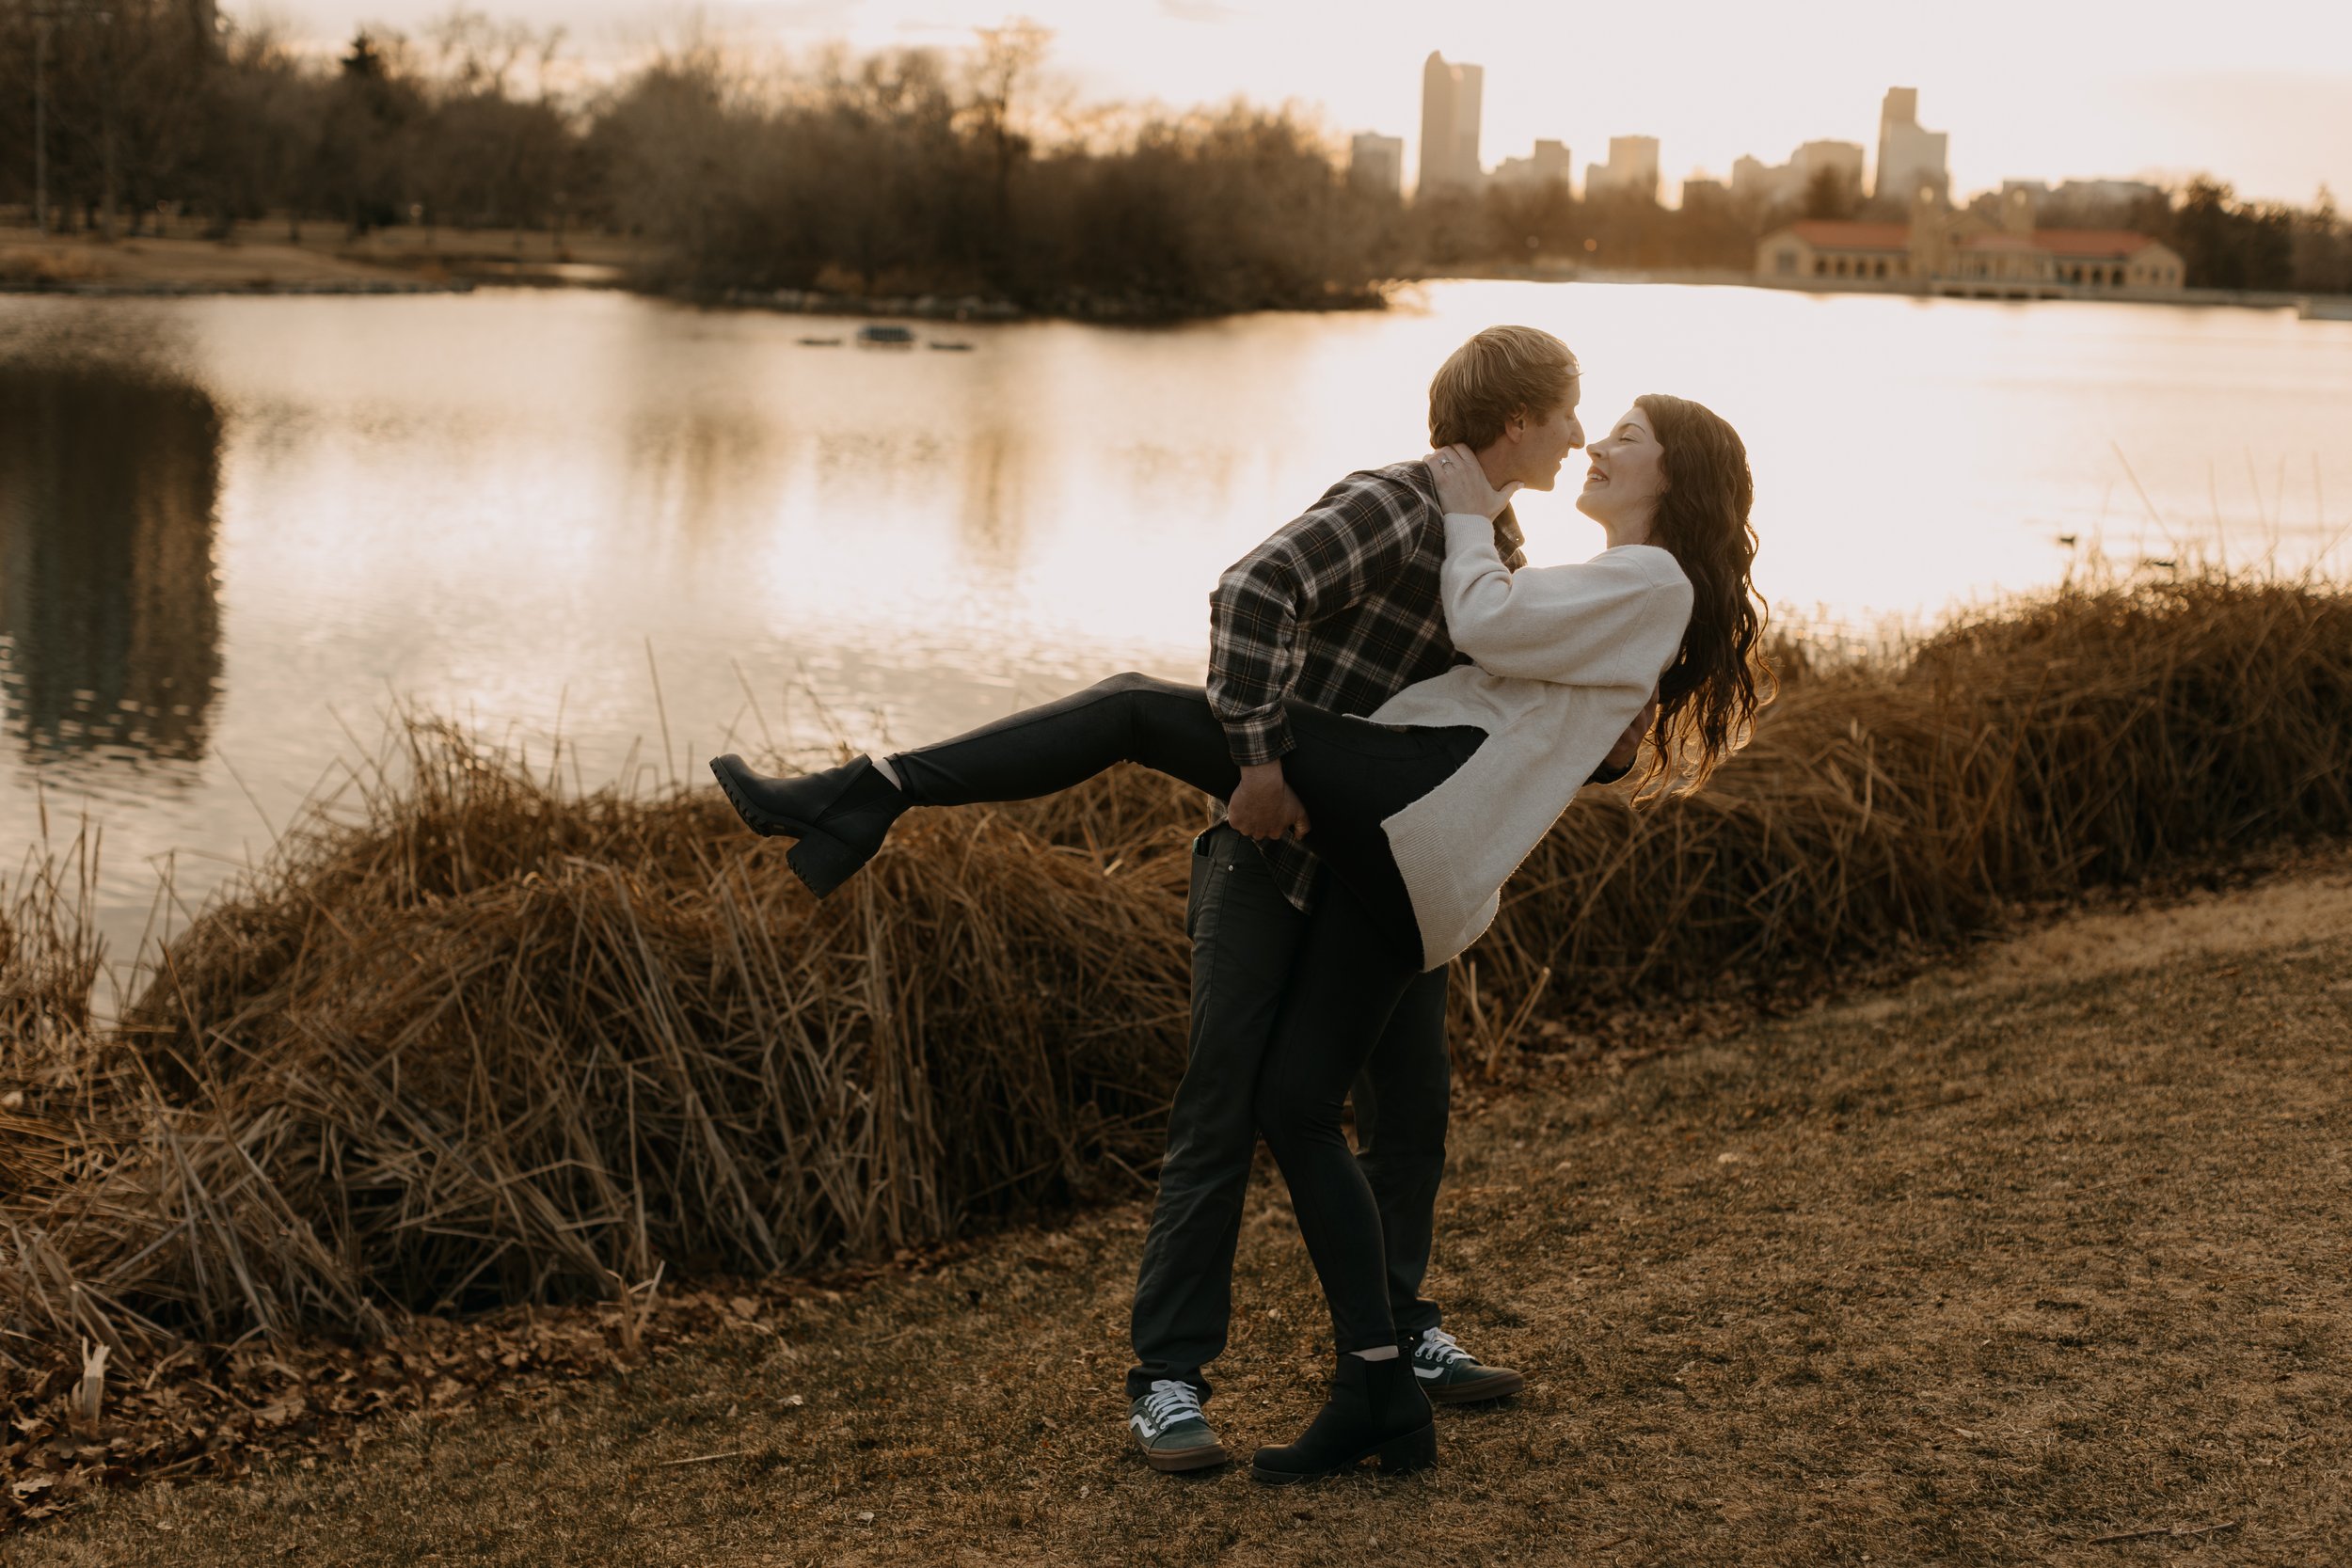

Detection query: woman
xmin=712 ymin=393 xmax=1768 ymax=1481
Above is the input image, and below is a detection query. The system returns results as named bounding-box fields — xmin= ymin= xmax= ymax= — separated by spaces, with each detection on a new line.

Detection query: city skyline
xmin=227 ymin=0 xmax=2352 ymax=207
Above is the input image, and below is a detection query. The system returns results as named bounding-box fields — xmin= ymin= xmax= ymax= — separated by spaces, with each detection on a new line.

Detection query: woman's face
xmin=1577 ymin=405 xmax=1667 ymax=529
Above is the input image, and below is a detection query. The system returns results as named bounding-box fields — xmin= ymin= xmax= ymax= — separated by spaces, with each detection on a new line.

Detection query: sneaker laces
xmin=1141 ymin=1379 xmax=1204 ymax=1431
xmin=1415 ymin=1327 xmax=1474 ymax=1367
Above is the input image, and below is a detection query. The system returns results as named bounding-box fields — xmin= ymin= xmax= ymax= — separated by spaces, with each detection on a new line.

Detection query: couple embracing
xmin=712 ymin=325 xmax=1767 ymax=1483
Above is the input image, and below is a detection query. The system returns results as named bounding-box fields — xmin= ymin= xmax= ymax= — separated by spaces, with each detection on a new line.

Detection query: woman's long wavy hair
xmin=1629 ymin=393 xmax=1772 ymax=796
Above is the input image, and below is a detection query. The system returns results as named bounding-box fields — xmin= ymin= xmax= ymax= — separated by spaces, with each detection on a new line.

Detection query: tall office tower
xmin=1492 ymin=139 xmax=1574 ymax=189
xmin=1874 ymin=87 xmax=1949 ymax=206
xmin=1418 ymin=52 xmax=1485 ymax=198
xmin=1731 ymin=153 xmax=1788 ymax=206
xmin=1350 ymin=133 xmax=1406 ymax=199
xmin=1789 ymin=139 xmax=1866 ymax=197
xmin=1588 ymin=135 xmax=1661 ymax=201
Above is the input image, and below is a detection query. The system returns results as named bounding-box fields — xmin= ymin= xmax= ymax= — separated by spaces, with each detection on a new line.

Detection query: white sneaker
xmin=1127 ymin=1379 xmax=1229 ymax=1472
xmin=1406 ymin=1327 xmax=1527 ymax=1404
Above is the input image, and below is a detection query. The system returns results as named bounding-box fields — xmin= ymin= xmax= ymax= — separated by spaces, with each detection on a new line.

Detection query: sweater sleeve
xmin=1438 ymin=514 xmax=1692 ymax=685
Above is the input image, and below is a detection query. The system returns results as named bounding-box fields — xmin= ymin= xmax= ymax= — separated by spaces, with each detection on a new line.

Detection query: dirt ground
xmin=14 ymin=864 xmax=2351 ymax=1566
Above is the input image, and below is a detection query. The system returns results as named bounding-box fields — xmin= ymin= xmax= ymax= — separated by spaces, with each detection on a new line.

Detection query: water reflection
xmin=0 ymin=285 xmax=2343 ymax=976
xmin=0 ymin=363 xmax=223 ymax=764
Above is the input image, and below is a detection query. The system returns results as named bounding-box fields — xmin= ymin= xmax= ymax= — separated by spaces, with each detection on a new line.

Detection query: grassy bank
xmin=3 ymin=571 xmax=2351 ymax=1526
xmin=0 ymin=222 xmax=643 ymax=293
xmin=15 ymin=859 xmax=2352 ymax=1564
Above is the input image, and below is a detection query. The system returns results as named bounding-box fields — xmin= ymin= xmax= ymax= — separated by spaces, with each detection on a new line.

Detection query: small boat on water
xmin=928 ymin=340 xmax=976 ymax=353
xmin=855 ymin=324 xmax=916 ymax=346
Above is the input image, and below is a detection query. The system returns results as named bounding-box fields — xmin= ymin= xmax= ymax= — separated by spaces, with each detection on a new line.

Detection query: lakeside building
xmin=1874 ymin=88 xmax=1949 ymax=206
xmin=1491 ymin=139 xmax=1574 ymax=191
xmin=2002 ymin=177 xmax=2165 ymax=216
xmin=1586 ymin=135 xmax=1661 ymax=202
xmin=1757 ymin=188 xmax=2185 ymax=296
xmin=1418 ymin=54 xmax=1485 ymax=198
xmin=1350 ymin=134 xmax=1405 ymax=199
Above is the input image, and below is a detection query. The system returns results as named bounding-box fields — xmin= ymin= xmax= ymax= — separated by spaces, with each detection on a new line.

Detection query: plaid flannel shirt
xmin=1207 ymin=460 xmax=1528 ymax=912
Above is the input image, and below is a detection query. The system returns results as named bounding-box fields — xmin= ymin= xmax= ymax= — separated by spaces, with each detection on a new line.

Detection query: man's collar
xmin=1384 ymin=458 xmax=1523 ymax=564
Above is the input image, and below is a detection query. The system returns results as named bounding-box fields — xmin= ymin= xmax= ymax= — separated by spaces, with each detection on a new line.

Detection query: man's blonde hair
xmin=1427 ymin=325 xmax=1581 ymax=450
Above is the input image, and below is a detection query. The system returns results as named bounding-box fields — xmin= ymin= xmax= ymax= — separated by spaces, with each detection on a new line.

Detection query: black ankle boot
xmin=708 ymin=753 xmax=912 ymax=897
xmin=1248 ymin=1354 xmax=1436 ymax=1485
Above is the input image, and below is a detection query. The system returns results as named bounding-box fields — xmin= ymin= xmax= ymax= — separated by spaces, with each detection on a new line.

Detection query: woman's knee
xmin=1091 ymin=671 xmax=1183 ymax=700
xmin=1254 ymin=1081 xmax=1344 ymax=1154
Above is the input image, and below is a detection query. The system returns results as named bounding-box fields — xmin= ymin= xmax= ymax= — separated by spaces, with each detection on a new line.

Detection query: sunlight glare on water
xmin=2 ymin=282 xmax=2347 ymax=961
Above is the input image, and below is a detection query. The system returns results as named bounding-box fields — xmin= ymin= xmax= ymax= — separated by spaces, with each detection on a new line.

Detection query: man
xmin=1126 ymin=325 xmax=1648 ymax=1470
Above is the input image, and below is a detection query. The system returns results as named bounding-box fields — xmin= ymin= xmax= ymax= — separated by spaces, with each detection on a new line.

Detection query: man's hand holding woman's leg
xmin=1227 ymin=759 xmax=1311 ymax=842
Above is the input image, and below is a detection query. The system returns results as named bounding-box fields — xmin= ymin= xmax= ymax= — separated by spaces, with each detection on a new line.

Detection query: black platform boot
xmin=1249 ymin=1354 xmax=1436 ymax=1485
xmin=708 ymin=753 xmax=912 ymax=897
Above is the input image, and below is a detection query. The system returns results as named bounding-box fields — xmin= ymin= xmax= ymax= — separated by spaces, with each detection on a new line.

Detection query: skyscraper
xmin=1418 ymin=53 xmax=1485 ymax=199
xmin=1350 ymin=134 xmax=1406 ymax=199
xmin=1492 ymin=140 xmax=1574 ymax=190
xmin=1874 ymin=87 xmax=1949 ymax=206
xmin=1586 ymin=135 xmax=1661 ymax=202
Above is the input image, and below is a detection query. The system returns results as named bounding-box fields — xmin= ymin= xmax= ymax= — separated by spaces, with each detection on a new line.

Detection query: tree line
xmin=1 ymin=7 xmax=2345 ymax=313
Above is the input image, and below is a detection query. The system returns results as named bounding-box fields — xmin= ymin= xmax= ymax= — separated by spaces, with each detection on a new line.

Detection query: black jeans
xmin=886 ymin=673 xmax=1478 ymax=1382
xmin=1119 ymin=827 xmax=1452 ymax=1395
xmin=889 ymin=672 xmax=1481 ymax=959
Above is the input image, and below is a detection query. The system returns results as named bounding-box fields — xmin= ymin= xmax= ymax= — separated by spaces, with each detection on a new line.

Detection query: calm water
xmin=4 ymin=282 xmax=2349 ymax=969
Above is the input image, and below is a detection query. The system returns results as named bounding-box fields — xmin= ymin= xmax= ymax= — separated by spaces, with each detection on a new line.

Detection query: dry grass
xmin=0 ymin=247 xmax=102 ymax=286
xmin=1465 ymin=573 xmax=2352 ymax=1016
xmin=11 ymin=857 xmax=2349 ymax=1566
xmin=2 ymin=570 xmax=2350 ymax=1514
xmin=3 ymin=725 xmax=1207 ymax=1349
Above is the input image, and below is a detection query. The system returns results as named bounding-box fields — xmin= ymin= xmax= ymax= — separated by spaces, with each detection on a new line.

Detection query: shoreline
xmin=1429 ymin=260 xmax=2352 ymax=317
xmin=8 ymin=225 xmax=2345 ymax=320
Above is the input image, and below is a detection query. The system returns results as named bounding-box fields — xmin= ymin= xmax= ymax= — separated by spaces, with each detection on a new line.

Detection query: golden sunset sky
xmin=247 ymin=0 xmax=2352 ymax=206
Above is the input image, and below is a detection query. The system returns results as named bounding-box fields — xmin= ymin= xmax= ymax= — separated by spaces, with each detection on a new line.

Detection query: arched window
xmin=1816 ymin=257 xmax=1828 ymax=276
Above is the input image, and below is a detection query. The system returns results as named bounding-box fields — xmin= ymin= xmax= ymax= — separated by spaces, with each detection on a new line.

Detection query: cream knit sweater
xmin=1369 ymin=514 xmax=1694 ymax=969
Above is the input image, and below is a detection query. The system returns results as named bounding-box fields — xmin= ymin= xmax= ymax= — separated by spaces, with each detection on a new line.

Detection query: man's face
xmin=1505 ymin=377 xmax=1585 ymax=491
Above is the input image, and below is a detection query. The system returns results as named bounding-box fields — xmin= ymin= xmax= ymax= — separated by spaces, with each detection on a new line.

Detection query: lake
xmin=4 ymin=281 xmax=2349 ymax=969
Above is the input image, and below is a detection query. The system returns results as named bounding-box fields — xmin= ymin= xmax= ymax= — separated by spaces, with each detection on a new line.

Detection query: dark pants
xmin=1122 ymin=828 xmax=1452 ymax=1395
xmin=880 ymin=673 xmax=1473 ymax=1395
xmin=889 ymin=672 xmax=1479 ymax=958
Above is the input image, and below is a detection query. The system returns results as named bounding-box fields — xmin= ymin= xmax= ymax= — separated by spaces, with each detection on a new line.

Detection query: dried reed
xmin=3 ymin=572 xmax=2349 ymax=1370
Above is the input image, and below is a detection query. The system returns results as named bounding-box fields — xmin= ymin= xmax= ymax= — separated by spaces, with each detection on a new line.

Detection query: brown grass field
xmin=9 ymin=858 xmax=2350 ymax=1566
xmin=5 ymin=572 xmax=2352 ymax=1557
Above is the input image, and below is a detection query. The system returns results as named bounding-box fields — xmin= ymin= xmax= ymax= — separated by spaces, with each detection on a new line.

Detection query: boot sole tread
xmin=708 ymin=757 xmax=861 ymax=898
xmin=1248 ymin=1421 xmax=1436 ymax=1484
